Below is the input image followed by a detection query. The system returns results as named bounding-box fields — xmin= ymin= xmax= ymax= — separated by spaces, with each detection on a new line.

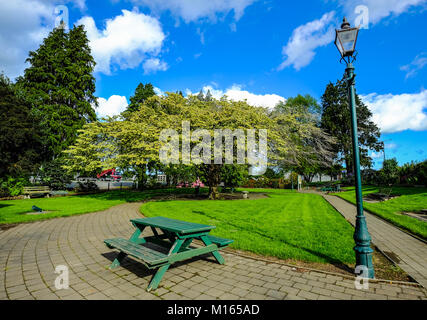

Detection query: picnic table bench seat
xmin=204 ymin=235 xmax=234 ymax=248
xmin=104 ymin=238 xmax=169 ymax=268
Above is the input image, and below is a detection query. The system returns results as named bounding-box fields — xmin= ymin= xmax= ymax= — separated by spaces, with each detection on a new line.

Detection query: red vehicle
xmin=97 ymin=168 xmax=122 ymax=181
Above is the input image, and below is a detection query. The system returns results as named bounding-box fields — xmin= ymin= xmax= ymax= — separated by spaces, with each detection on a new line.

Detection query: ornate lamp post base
xmin=354 ymin=216 xmax=375 ymax=278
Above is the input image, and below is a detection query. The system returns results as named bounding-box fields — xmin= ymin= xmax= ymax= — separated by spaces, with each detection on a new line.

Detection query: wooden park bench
xmin=321 ymin=184 xmax=341 ymax=193
xmin=370 ymin=187 xmax=393 ymax=201
xmin=104 ymin=216 xmax=233 ymax=291
xmin=23 ymin=186 xmax=51 ymax=199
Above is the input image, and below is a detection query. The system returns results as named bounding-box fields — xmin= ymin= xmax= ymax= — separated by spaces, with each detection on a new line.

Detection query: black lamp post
xmin=335 ymin=17 xmax=375 ymax=279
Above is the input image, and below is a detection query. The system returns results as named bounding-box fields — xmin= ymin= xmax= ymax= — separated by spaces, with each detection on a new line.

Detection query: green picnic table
xmin=104 ymin=216 xmax=233 ymax=291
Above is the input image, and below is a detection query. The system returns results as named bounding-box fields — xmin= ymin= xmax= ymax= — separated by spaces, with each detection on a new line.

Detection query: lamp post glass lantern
xmin=335 ymin=18 xmax=375 ymax=279
xmin=335 ymin=17 xmax=359 ymax=59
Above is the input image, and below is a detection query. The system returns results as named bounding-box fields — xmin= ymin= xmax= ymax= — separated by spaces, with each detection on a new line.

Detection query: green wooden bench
xmin=104 ymin=216 xmax=233 ymax=291
xmin=23 ymin=186 xmax=51 ymax=199
xmin=203 ymin=234 xmax=234 ymax=248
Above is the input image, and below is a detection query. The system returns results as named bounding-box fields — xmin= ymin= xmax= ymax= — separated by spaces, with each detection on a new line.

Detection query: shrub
xmin=377 ymin=158 xmax=399 ymax=186
xmin=0 ymin=176 xmax=27 ymax=197
xmin=38 ymin=158 xmax=73 ymax=190
xmin=399 ymin=160 xmax=426 ymax=186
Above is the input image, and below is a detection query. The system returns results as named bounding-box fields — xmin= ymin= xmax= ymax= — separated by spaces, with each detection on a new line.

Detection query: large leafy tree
xmin=18 ymin=24 xmax=97 ymax=160
xmin=273 ymin=94 xmax=336 ymax=182
xmin=320 ymin=79 xmax=382 ymax=174
xmin=0 ymin=74 xmax=42 ymax=178
xmin=65 ymin=94 xmax=297 ymax=199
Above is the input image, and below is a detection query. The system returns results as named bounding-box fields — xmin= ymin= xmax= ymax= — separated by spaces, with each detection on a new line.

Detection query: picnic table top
xmin=131 ymin=216 xmax=216 ymax=235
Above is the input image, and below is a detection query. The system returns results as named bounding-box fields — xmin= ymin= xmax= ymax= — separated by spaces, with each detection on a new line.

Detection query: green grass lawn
xmin=0 ymin=188 xmax=205 ymax=224
xmin=333 ymin=186 xmax=427 ymax=239
xmin=140 ymin=189 xmax=356 ymax=264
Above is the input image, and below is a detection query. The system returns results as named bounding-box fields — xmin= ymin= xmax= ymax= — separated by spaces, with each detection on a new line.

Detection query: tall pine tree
xmin=0 ymin=74 xmax=42 ymax=177
xmin=124 ymin=82 xmax=156 ymax=115
xmin=320 ymin=79 xmax=382 ymax=174
xmin=19 ymin=24 xmax=97 ymax=160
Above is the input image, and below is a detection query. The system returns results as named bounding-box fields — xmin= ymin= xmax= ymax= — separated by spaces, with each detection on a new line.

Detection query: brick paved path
xmin=322 ymin=194 xmax=427 ymax=289
xmin=1 ymin=203 xmax=426 ymax=300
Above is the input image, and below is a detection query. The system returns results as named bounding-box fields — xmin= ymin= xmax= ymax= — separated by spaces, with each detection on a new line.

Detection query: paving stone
xmin=85 ymin=292 xmax=109 ymax=300
xmin=330 ymin=291 xmax=353 ymax=300
xmin=181 ymin=290 xmax=202 ymax=299
xmin=219 ymin=293 xmax=241 ymax=300
xmin=250 ymin=285 xmax=269 ymax=295
xmin=245 ymin=292 xmax=267 ymax=300
xmin=230 ymin=287 xmax=250 ymax=298
xmin=266 ymin=289 xmax=286 ymax=300
xmin=297 ymin=291 xmax=319 ymax=300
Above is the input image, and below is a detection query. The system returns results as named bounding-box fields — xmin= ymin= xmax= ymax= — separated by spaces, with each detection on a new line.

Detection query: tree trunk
xmin=345 ymin=155 xmax=353 ymax=177
xmin=203 ymin=164 xmax=222 ymax=200
xmin=209 ymin=186 xmax=219 ymax=200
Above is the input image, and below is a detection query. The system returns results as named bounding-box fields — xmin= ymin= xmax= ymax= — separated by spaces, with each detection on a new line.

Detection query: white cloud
xmin=385 ymin=143 xmax=398 ymax=150
xmin=339 ymin=0 xmax=427 ymax=25
xmin=370 ymin=151 xmax=383 ymax=159
xmin=187 ymin=84 xmax=286 ymax=109
xmin=95 ymin=95 xmax=128 ymax=117
xmin=278 ymin=12 xmax=336 ymax=71
xmin=77 ymin=10 xmax=166 ymax=74
xmin=130 ymin=0 xmax=257 ymax=23
xmin=400 ymin=52 xmax=427 ymax=79
xmin=0 ymin=0 xmax=54 ymax=79
xmin=279 ymin=0 xmax=426 ymax=71
xmin=0 ymin=0 xmax=87 ymax=79
xmin=361 ymin=90 xmax=427 ymax=133
xmin=154 ymin=87 xmax=165 ymax=96
xmin=143 ymin=58 xmax=169 ymax=74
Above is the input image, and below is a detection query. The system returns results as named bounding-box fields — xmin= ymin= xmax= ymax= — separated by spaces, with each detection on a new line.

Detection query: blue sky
xmin=1 ymin=0 xmax=426 ymax=169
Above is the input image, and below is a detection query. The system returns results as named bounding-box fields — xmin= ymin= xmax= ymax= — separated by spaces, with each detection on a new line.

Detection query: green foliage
xmin=164 ymin=164 xmax=197 ymax=186
xmin=0 ymin=176 xmax=27 ymax=197
xmin=320 ymin=80 xmax=382 ymax=173
xmin=0 ymin=73 xmax=43 ymax=178
xmin=18 ymin=24 xmax=97 ymax=160
xmin=399 ymin=160 xmax=427 ymax=186
xmin=263 ymin=167 xmax=283 ymax=179
xmin=38 ymin=158 xmax=73 ymax=190
xmin=275 ymin=94 xmax=321 ymax=120
xmin=274 ymin=94 xmax=336 ymax=181
xmin=124 ymin=83 xmax=156 ymax=115
xmin=378 ymin=158 xmax=400 ymax=186
xmin=221 ymin=165 xmax=248 ymax=190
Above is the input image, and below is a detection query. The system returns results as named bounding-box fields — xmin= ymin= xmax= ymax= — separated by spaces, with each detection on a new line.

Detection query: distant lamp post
xmin=335 ymin=17 xmax=375 ymax=279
